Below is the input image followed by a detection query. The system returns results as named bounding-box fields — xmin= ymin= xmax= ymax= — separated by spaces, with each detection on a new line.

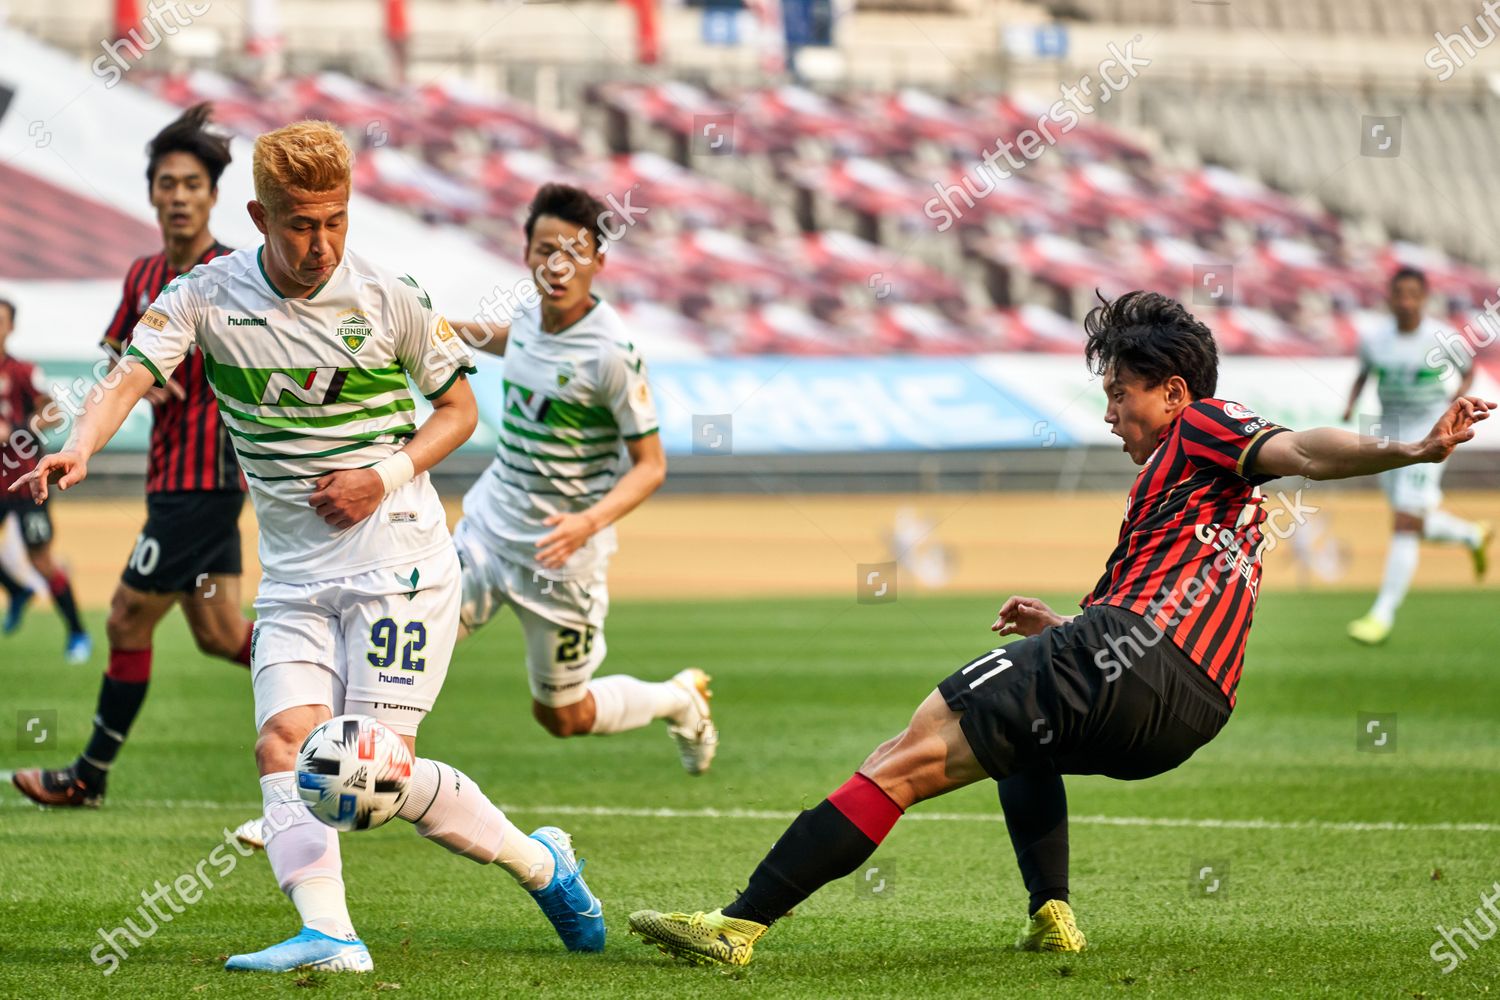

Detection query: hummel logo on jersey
xmin=398 ymin=274 xmax=431 ymax=309
xmin=260 ymin=367 xmax=348 ymax=406
xmin=229 ymin=316 xmax=269 ymax=327
xmin=395 ymin=567 xmax=420 ymax=600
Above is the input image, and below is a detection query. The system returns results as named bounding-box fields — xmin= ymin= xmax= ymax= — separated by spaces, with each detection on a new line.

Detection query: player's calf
xmin=634 ymin=690 xmax=982 ymax=966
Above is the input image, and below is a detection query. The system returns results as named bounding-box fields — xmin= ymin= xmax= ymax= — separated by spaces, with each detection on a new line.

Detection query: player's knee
xmin=106 ymin=589 xmax=151 ymax=647
xmin=532 ymin=700 xmax=589 ymax=738
xmin=255 ymin=717 xmax=310 ymax=772
xmin=1394 ymin=512 xmax=1423 ymax=533
xmin=191 ymin=624 xmax=242 ymax=661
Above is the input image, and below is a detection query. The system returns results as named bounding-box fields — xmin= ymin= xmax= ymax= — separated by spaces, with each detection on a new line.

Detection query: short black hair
xmin=1390 ymin=266 xmax=1428 ymax=292
xmin=0 ymin=298 xmax=14 ymax=324
xmin=147 ymin=103 xmax=232 ymax=190
xmin=524 ymin=183 xmax=610 ymax=249
xmin=1084 ymin=290 xmax=1219 ymax=400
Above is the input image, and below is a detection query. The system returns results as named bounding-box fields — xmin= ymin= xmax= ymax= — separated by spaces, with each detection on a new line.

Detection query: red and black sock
xmin=998 ymin=768 xmax=1070 ymax=915
xmin=722 ymin=773 xmax=904 ymax=926
xmin=47 ymin=570 xmax=84 ymax=636
xmin=76 ymin=649 xmax=153 ymax=791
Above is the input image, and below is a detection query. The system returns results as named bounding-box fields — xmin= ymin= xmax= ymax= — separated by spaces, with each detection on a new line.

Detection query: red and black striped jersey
xmin=0 ymin=354 xmax=47 ymax=493
xmin=104 ymin=243 xmax=243 ymax=494
xmin=1081 ymin=398 xmax=1289 ymax=707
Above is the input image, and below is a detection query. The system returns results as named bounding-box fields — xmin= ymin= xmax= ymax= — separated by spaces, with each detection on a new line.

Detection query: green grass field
xmin=2 ymin=590 xmax=1498 ymax=998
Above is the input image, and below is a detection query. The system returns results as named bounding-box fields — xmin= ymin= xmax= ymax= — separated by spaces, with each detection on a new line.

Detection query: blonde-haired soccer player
xmin=11 ymin=121 xmax=603 ymax=973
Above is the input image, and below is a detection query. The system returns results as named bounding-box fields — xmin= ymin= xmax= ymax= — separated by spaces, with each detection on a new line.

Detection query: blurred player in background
xmin=0 ymin=297 xmax=89 ymax=661
xmin=11 ymin=104 xmax=255 ymax=810
xmin=450 ymin=183 xmax=717 ymax=774
xmin=628 ymin=291 xmax=1495 ymax=968
xmin=1343 ymin=267 xmax=1492 ymax=646
xmin=15 ymin=122 xmax=605 ymax=972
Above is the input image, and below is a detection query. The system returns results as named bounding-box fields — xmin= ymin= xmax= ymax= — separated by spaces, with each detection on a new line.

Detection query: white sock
xmin=399 ymin=758 xmax=554 ymax=890
xmin=260 ymin=772 xmax=357 ymax=941
xmin=1371 ymin=531 xmax=1421 ymax=625
xmin=586 ymin=675 xmax=691 ymax=734
xmin=1423 ymin=509 xmax=1482 ymax=547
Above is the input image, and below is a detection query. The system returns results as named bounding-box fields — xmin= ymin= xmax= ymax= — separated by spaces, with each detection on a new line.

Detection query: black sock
xmin=0 ymin=561 xmax=25 ymax=599
xmin=76 ymin=676 xmax=150 ymax=789
xmin=722 ymin=799 xmax=884 ymax=925
xmin=47 ymin=572 xmax=84 ymax=636
xmin=998 ymin=767 xmax=1070 ymax=915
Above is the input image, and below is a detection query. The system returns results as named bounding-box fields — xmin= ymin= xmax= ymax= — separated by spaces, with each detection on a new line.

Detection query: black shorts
xmin=121 ymin=491 xmax=245 ymax=594
xmin=938 ymin=605 xmax=1232 ymax=782
xmin=0 ymin=496 xmax=52 ymax=549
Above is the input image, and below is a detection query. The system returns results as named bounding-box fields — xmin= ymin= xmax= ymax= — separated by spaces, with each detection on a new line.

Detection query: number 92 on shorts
xmin=249 ymin=545 xmax=461 ymax=737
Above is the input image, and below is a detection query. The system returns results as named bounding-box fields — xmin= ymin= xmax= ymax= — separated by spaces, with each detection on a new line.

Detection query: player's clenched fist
xmin=992 ymin=595 xmax=1071 ymax=638
xmin=8 ymin=450 xmax=88 ymax=502
xmin=309 ymin=468 xmax=384 ymax=530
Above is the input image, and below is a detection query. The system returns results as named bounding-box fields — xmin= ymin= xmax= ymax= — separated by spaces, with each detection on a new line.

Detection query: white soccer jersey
xmin=1358 ymin=316 xmax=1467 ymax=433
xmin=126 ymin=247 xmax=475 ymax=584
xmin=460 ymin=296 xmax=658 ymax=574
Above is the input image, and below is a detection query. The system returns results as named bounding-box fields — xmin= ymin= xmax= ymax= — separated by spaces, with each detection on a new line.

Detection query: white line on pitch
xmin=1 ymin=789 xmax=1496 ymax=833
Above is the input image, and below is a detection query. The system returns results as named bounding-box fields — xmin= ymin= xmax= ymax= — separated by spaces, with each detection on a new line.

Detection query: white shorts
xmin=1382 ymin=461 xmax=1445 ymax=516
xmin=453 ymin=519 xmax=609 ymax=708
xmin=250 ymin=544 xmax=461 ymax=737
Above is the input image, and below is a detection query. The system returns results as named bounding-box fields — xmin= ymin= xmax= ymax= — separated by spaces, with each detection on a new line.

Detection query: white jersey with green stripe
xmin=125 ymin=246 xmax=476 ymax=584
xmin=1358 ymin=316 xmax=1466 ymax=432
xmin=460 ymin=296 xmax=658 ymax=575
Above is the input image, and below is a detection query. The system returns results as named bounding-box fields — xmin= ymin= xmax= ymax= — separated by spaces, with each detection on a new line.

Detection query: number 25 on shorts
xmin=368 ymin=618 xmax=427 ymax=672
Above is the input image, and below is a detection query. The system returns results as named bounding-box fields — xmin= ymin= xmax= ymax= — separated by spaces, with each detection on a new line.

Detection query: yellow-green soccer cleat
xmin=1471 ymin=521 xmax=1492 ymax=581
xmin=1015 ymin=899 xmax=1086 ymax=953
xmin=629 ymin=908 xmax=767 ymax=967
xmin=1346 ymin=614 xmax=1392 ymax=646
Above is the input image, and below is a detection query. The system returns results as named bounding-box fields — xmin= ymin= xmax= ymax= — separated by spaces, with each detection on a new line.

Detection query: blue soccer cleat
xmin=65 ymin=632 xmax=92 ymax=665
xmin=3 ymin=587 xmax=33 ymax=635
xmin=224 ymin=927 xmax=373 ymax=973
xmin=528 ymin=826 xmax=605 ymax=952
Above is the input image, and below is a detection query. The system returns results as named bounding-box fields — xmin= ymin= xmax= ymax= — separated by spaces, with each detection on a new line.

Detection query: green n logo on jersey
xmin=260 ymin=367 xmax=348 ymax=406
xmin=506 ymin=383 xmax=550 ymax=422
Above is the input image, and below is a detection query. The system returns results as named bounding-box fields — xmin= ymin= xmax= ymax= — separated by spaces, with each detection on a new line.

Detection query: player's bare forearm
xmin=9 ymin=360 xmax=156 ymax=500
xmin=1342 ymin=371 xmax=1367 ymax=422
xmin=535 ymin=434 xmax=665 ymax=568
xmin=449 ymin=319 xmax=509 ymax=357
xmin=402 ymin=376 xmax=478 ymax=475
xmin=587 ymin=434 xmax=666 ymax=531
xmin=1254 ymin=396 xmax=1495 ymax=481
xmin=67 ymin=361 xmax=158 ymax=456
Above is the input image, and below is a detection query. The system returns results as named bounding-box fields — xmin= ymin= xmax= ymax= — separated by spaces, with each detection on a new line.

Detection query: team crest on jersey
xmin=337 ymin=311 xmax=372 ymax=354
xmin=556 ymin=360 xmax=576 ymax=387
xmin=1222 ymin=402 xmax=1257 ymax=421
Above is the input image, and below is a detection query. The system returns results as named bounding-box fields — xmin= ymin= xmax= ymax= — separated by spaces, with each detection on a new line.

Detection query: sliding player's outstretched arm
xmin=9 ymin=359 xmax=157 ymax=500
xmin=1253 ymin=394 xmax=1494 ymax=481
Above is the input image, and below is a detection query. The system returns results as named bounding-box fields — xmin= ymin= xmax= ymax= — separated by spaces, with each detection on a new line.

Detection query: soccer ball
xmin=296 ymin=715 xmax=413 ymax=831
